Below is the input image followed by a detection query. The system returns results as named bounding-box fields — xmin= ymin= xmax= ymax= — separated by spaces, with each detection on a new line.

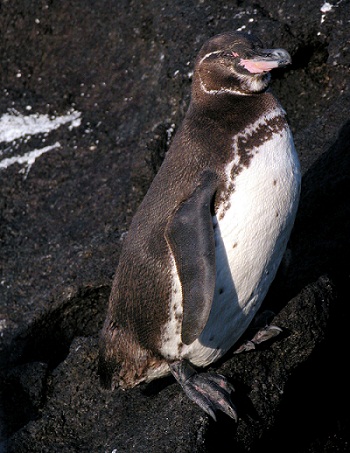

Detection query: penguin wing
xmin=165 ymin=170 xmax=217 ymax=345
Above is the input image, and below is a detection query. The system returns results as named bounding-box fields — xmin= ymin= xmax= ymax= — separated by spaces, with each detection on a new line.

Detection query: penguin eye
xmin=223 ymin=51 xmax=239 ymax=58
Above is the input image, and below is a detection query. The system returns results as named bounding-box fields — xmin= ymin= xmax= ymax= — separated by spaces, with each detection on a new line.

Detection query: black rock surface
xmin=1 ymin=1 xmax=349 ymax=452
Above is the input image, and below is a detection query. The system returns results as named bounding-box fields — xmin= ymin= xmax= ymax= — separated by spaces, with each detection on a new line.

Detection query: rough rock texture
xmin=0 ymin=1 xmax=349 ymax=452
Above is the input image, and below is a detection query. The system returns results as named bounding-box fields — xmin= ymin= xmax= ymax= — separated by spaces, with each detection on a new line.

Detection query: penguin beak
xmin=239 ymin=48 xmax=292 ymax=74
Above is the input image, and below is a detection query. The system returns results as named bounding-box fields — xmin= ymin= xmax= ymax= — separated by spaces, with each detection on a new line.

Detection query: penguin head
xmin=193 ymin=31 xmax=291 ymax=96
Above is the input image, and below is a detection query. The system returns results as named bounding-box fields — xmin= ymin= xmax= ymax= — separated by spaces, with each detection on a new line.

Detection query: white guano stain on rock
xmin=320 ymin=1 xmax=344 ymax=24
xmin=0 ymin=109 xmax=81 ymax=143
xmin=0 ymin=142 xmax=61 ymax=174
xmin=0 ymin=109 xmax=82 ymax=175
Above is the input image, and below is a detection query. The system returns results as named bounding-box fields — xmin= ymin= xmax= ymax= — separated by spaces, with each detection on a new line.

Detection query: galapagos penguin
xmin=99 ymin=31 xmax=301 ymax=421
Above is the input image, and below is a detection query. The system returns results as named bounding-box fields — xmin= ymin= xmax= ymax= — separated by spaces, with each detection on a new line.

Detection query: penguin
xmin=99 ymin=31 xmax=301 ymax=421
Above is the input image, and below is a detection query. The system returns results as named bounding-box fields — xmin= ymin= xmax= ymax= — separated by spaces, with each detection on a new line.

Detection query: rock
xmin=0 ymin=0 xmax=349 ymax=451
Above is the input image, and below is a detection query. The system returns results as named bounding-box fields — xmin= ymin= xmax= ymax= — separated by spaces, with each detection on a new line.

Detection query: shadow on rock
xmin=0 ymin=285 xmax=109 ymax=442
xmin=267 ymin=119 xmax=350 ymax=309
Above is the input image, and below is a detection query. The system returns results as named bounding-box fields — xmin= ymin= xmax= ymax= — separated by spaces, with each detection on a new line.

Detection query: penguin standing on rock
xmin=99 ymin=31 xmax=301 ymax=421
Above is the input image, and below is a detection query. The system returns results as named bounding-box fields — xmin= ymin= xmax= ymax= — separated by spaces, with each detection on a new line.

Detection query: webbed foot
xmin=234 ymin=325 xmax=282 ymax=354
xmin=169 ymin=359 xmax=237 ymax=422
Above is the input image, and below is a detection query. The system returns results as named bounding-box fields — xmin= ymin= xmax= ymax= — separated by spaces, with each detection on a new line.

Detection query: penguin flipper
xmin=166 ymin=171 xmax=217 ymax=345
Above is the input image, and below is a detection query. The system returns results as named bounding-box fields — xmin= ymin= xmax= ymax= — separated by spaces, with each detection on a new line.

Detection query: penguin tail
xmin=98 ymin=331 xmax=119 ymax=390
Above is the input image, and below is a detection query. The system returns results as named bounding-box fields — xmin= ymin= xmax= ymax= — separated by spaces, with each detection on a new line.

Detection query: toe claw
xmin=251 ymin=325 xmax=282 ymax=344
xmin=233 ymin=340 xmax=256 ymax=354
xmin=170 ymin=360 xmax=237 ymax=421
xmin=234 ymin=324 xmax=283 ymax=353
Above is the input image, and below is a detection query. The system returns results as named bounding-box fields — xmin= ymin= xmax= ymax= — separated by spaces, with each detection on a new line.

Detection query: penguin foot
xmin=252 ymin=325 xmax=282 ymax=343
xmin=234 ymin=325 xmax=282 ymax=354
xmin=169 ymin=359 xmax=237 ymax=422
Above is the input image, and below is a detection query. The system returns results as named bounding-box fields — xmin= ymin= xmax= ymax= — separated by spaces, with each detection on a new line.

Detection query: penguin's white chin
xmin=237 ymin=71 xmax=271 ymax=93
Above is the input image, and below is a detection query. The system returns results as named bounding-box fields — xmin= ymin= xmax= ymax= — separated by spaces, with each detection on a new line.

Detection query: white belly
xmin=157 ymin=120 xmax=301 ymax=373
xmin=182 ymin=125 xmax=300 ymax=367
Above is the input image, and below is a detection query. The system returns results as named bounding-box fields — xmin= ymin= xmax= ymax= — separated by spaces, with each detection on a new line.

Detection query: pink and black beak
xmin=239 ymin=48 xmax=292 ymax=74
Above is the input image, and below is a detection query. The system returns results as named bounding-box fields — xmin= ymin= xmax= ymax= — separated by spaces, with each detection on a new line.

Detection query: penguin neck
xmin=186 ymin=89 xmax=282 ymax=140
xmin=190 ymin=83 xmax=275 ymax=115
xmin=190 ymin=75 xmax=272 ymax=111
xmin=192 ymin=69 xmax=270 ymax=100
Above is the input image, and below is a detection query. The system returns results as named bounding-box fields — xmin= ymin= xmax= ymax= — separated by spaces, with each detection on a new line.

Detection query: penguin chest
xmin=184 ymin=124 xmax=300 ymax=366
xmin=158 ymin=118 xmax=300 ymax=370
